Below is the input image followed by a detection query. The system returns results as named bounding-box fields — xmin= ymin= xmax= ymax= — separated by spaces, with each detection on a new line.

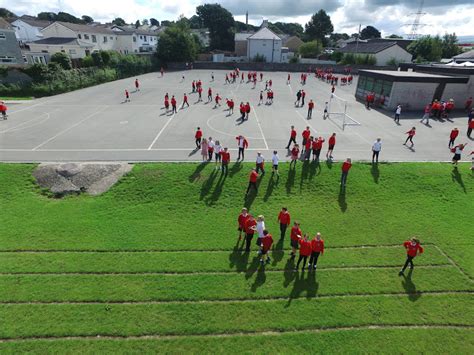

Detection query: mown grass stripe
xmin=0 ymin=294 xmax=472 ymax=340
xmin=0 ymin=245 xmax=448 ymax=274
xmin=0 ymin=267 xmax=471 ymax=302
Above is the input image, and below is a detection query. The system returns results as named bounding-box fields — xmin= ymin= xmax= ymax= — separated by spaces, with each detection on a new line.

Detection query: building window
xmin=144 ymin=35 xmax=147 ymax=41
xmin=23 ymin=55 xmax=28 ymax=63
xmin=91 ymin=35 xmax=97 ymax=43
xmin=133 ymin=36 xmax=137 ymax=42
xmin=0 ymin=56 xmax=17 ymax=63
xmin=33 ymin=55 xmax=46 ymax=64
xmin=78 ymin=34 xmax=82 ymax=39
xmin=69 ymin=49 xmax=76 ymax=54
xmin=103 ymin=36 xmax=107 ymax=43
xmin=84 ymin=34 xmax=90 ymax=40
xmin=110 ymin=36 xmax=113 ymax=40
xmin=0 ymin=33 xmax=6 ymax=40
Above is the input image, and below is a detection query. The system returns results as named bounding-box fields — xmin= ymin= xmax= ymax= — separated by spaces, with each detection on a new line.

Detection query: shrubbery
xmin=0 ymin=51 xmax=158 ymax=97
xmin=339 ymin=53 xmax=377 ymax=65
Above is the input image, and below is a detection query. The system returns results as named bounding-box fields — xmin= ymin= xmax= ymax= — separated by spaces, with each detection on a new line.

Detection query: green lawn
xmin=0 ymin=97 xmax=33 ymax=101
xmin=0 ymin=162 xmax=472 ymax=353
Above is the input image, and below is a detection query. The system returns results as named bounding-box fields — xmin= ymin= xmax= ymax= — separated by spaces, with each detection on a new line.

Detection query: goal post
xmin=327 ymin=94 xmax=361 ymax=131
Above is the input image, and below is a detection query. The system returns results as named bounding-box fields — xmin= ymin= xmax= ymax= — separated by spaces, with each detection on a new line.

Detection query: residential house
xmin=10 ymin=15 xmax=51 ymax=44
xmin=28 ymin=37 xmax=94 ymax=59
xmin=0 ymin=18 xmax=24 ymax=65
xmin=337 ymin=41 xmax=412 ymax=66
xmin=283 ymin=36 xmax=304 ymax=54
xmin=234 ymin=32 xmax=253 ymax=56
xmin=41 ymin=21 xmax=117 ymax=52
xmin=111 ymin=26 xmax=158 ymax=54
xmin=451 ymin=50 xmax=474 ymax=65
xmin=247 ymin=27 xmax=282 ymax=63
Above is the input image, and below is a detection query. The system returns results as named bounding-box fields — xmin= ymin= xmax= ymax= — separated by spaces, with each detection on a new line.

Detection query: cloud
xmin=209 ymin=0 xmax=344 ymax=17
xmin=366 ymin=0 xmax=474 ymax=9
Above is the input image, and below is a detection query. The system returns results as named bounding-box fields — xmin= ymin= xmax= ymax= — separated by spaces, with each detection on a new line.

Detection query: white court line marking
xmin=251 ymin=105 xmax=269 ymax=150
xmin=32 ymin=106 xmax=108 ymax=151
xmin=206 ymin=114 xmax=264 ymax=140
xmin=6 ymin=100 xmax=48 ymax=115
xmin=147 ymin=112 xmax=176 ymax=150
xmin=0 ymin=112 xmax=51 ymax=134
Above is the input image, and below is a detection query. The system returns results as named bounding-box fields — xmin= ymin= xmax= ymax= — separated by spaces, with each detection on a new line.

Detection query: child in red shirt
xmin=237 ymin=207 xmax=250 ymax=240
xmin=125 ymin=90 xmax=130 ymax=102
xmin=290 ymin=144 xmax=300 ymax=167
xmin=312 ymin=136 xmax=324 ymax=161
xmin=309 ymin=233 xmax=324 ymax=270
xmin=295 ymin=234 xmax=312 ymax=271
xmin=182 ymin=94 xmax=189 ymax=108
xmin=0 ymin=101 xmax=8 ymax=120
xmin=260 ymin=230 xmax=273 ymax=265
xmin=449 ymin=128 xmax=459 ymax=148
xmin=244 ymin=215 xmax=257 ymax=252
xmin=171 ymin=96 xmax=177 ymax=113
xmin=289 ymin=221 xmax=302 ymax=257
xmin=220 ymin=147 xmax=230 ymax=174
xmin=340 ymin=158 xmax=352 ymax=187
xmin=195 ymin=127 xmax=202 ymax=148
xmin=404 ymin=127 xmax=416 ymax=147
xmin=246 ymin=169 xmax=259 ymax=195
xmin=277 ymin=207 xmax=291 ymax=239
xmin=326 ymin=133 xmax=336 ymax=159
xmin=286 ymin=126 xmax=297 ymax=150
xmin=399 ymin=237 xmax=424 ymax=275
xmin=135 ymin=79 xmax=140 ymax=91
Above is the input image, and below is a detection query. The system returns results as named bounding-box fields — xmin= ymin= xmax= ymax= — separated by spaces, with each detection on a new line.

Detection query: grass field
xmin=0 ymin=97 xmax=33 ymax=101
xmin=0 ymin=162 xmax=472 ymax=353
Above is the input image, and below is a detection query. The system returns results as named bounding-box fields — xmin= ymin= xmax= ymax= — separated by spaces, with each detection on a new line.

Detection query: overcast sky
xmin=2 ymin=0 xmax=473 ymax=37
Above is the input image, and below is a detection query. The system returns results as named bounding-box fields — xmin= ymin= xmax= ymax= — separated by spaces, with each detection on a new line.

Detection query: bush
xmin=50 ymin=52 xmax=72 ymax=70
xmin=81 ymin=56 xmax=94 ymax=68
xmin=331 ymin=52 xmax=343 ymax=62
xmin=298 ymin=41 xmax=322 ymax=58
xmin=253 ymin=54 xmax=266 ymax=62
xmin=340 ymin=53 xmax=376 ymax=65
xmin=387 ymin=57 xmax=399 ymax=66
xmin=289 ymin=56 xmax=299 ymax=64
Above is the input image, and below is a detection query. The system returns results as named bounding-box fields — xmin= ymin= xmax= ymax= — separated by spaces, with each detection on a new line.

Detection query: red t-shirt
xmin=245 ymin=218 xmax=256 ymax=235
xmin=450 ymin=130 xmax=459 ymax=139
xmin=311 ymin=239 xmax=324 ymax=253
xmin=291 ymin=147 xmax=299 ymax=158
xmin=299 ymin=239 xmax=312 ymax=256
xmin=171 ymin=98 xmax=176 ymax=106
xmin=305 ymin=140 xmax=312 ymax=150
xmin=329 ymin=136 xmax=336 ymax=146
xmin=278 ymin=211 xmax=291 ymax=225
xmin=261 ymin=234 xmax=273 ymax=252
xmin=302 ymin=130 xmax=311 ymax=140
xmin=407 ymin=130 xmax=416 ymax=137
xmin=238 ymin=213 xmax=250 ymax=229
xmin=290 ymin=129 xmax=297 ymax=138
xmin=308 ymin=102 xmax=314 ymax=109
xmin=403 ymin=241 xmax=424 ymax=257
xmin=249 ymin=170 xmax=258 ymax=183
xmin=469 ymin=120 xmax=474 ymax=129
xmin=290 ymin=226 xmax=302 ymax=241
xmin=220 ymin=151 xmax=230 ymax=163
xmin=342 ymin=162 xmax=352 ymax=172
xmin=195 ymin=130 xmax=202 ymax=139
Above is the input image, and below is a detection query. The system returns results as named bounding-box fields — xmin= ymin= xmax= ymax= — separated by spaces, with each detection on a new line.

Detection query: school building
xmin=355 ymin=65 xmax=474 ymax=111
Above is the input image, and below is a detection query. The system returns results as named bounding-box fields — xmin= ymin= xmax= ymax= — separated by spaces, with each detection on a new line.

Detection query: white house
xmin=10 ymin=15 xmax=51 ymax=44
xmin=247 ymin=27 xmax=282 ymax=63
xmin=337 ymin=41 xmax=412 ymax=66
xmin=111 ymin=26 xmax=158 ymax=54
xmin=41 ymin=22 xmax=117 ymax=52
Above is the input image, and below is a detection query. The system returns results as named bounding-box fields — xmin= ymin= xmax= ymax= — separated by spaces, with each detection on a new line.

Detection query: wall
xmin=248 ymin=39 xmax=282 ymax=63
xmin=41 ymin=23 xmax=76 ymax=38
xmin=0 ymin=29 xmax=24 ymax=66
xmin=28 ymin=43 xmax=90 ymax=59
xmin=235 ymin=41 xmax=247 ymax=57
xmin=375 ymin=45 xmax=412 ymax=66
xmin=299 ymin=58 xmax=337 ymax=65
xmin=388 ymin=82 xmax=438 ymax=110
xmin=442 ymin=76 xmax=474 ymax=105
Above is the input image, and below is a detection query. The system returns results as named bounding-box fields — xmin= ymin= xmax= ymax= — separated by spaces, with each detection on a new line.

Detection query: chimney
xmin=262 ymin=19 xmax=268 ymax=28
xmin=246 ymin=11 xmax=249 ymax=32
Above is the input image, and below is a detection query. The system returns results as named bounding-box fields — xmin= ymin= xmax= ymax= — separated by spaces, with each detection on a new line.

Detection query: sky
xmin=2 ymin=0 xmax=474 ymax=38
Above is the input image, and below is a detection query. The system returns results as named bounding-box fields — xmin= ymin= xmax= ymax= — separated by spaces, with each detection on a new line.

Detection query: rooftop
xmin=50 ymin=21 xmax=115 ymax=35
xmin=235 ymin=32 xmax=253 ymax=41
xmin=248 ymin=27 xmax=281 ymax=41
xmin=31 ymin=37 xmax=94 ymax=47
xmin=338 ymin=41 xmax=398 ymax=54
xmin=0 ymin=18 xmax=13 ymax=30
xmin=359 ymin=69 xmax=469 ymax=84
xmin=15 ymin=15 xmax=51 ymax=29
xmin=453 ymin=49 xmax=474 ymax=60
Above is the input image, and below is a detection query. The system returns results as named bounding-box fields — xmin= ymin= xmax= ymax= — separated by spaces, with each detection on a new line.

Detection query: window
xmin=23 ymin=55 xmax=28 ymax=63
xmin=33 ymin=55 xmax=46 ymax=64
xmin=0 ymin=56 xmax=17 ymax=63
xmin=140 ymin=35 xmax=143 ymax=39
xmin=143 ymin=36 xmax=147 ymax=41
xmin=69 ymin=49 xmax=76 ymax=54
xmin=133 ymin=36 xmax=137 ymax=42
xmin=78 ymin=34 xmax=82 ymax=39
xmin=103 ymin=36 xmax=107 ymax=43
xmin=84 ymin=34 xmax=90 ymax=40
xmin=110 ymin=36 xmax=113 ymax=40
xmin=91 ymin=35 xmax=97 ymax=43
xmin=0 ymin=32 xmax=6 ymax=40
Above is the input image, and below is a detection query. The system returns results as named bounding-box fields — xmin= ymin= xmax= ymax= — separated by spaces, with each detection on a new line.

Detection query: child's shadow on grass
xmin=250 ymin=267 xmax=266 ymax=292
xmin=189 ymin=162 xmax=208 ymax=182
xmin=286 ymin=166 xmax=296 ymax=194
xmin=200 ymin=169 xmax=218 ymax=200
xmin=401 ymin=269 xmax=422 ymax=302
xmin=228 ymin=247 xmax=250 ymax=273
xmin=371 ymin=163 xmax=380 ymax=184
xmin=205 ymin=173 xmax=226 ymax=206
xmin=263 ymin=174 xmax=278 ymax=202
xmin=338 ymin=187 xmax=347 ymax=212
xmin=451 ymin=167 xmax=466 ymax=193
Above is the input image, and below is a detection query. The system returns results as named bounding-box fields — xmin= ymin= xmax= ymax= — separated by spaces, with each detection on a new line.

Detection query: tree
xmin=91 ymin=52 xmax=104 ymax=67
xmin=386 ymin=34 xmax=403 ymax=39
xmin=142 ymin=19 xmax=149 ymax=26
xmin=0 ymin=8 xmax=16 ymax=18
xmin=360 ymin=26 xmax=381 ymax=40
xmin=161 ymin=20 xmax=174 ymax=27
xmin=156 ymin=25 xmax=197 ymax=62
xmin=189 ymin=15 xmax=202 ymax=29
xmin=50 ymin=52 xmax=72 ymax=70
xmin=304 ymin=10 xmax=333 ymax=44
xmin=135 ymin=20 xmax=140 ymax=29
xmin=112 ymin=17 xmax=126 ymax=26
xmin=150 ymin=18 xmax=159 ymax=27
xmin=37 ymin=12 xmax=57 ymax=21
xmin=329 ymin=32 xmax=350 ymax=46
xmin=81 ymin=15 xmax=94 ymax=24
xmin=271 ymin=22 xmax=304 ymax=38
xmin=56 ymin=12 xmax=83 ymax=24
xmin=298 ymin=41 xmax=323 ymax=58
xmin=100 ymin=51 xmax=111 ymax=67
xmin=441 ymin=33 xmax=462 ymax=58
xmin=235 ymin=21 xmax=258 ymax=33
xmin=407 ymin=35 xmax=443 ymax=62
xmin=196 ymin=4 xmax=235 ymax=51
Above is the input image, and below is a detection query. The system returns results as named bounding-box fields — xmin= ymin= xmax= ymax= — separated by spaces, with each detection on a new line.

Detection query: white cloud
xmin=2 ymin=0 xmax=473 ymax=36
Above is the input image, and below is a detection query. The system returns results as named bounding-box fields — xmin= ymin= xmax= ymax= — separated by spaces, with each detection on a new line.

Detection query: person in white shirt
xmin=256 ymin=215 xmax=266 ymax=254
xmin=323 ymin=102 xmax=329 ymax=119
xmin=271 ymin=150 xmax=279 ymax=176
xmin=372 ymin=138 xmax=382 ymax=163
xmin=214 ymin=140 xmax=222 ymax=169
xmin=207 ymin=138 xmax=215 ymax=161
xmin=256 ymin=152 xmax=265 ymax=175
xmin=394 ymin=105 xmax=402 ymax=123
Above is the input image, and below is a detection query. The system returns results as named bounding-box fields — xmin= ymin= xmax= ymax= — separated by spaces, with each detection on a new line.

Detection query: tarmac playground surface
xmin=0 ymin=69 xmax=472 ymax=162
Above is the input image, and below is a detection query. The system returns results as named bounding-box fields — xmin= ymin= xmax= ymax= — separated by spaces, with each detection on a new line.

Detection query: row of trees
xmin=407 ymin=34 xmax=462 ymax=62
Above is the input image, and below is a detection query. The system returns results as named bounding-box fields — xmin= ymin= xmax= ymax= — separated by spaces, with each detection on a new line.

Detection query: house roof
xmin=49 ymin=21 xmax=115 ymax=34
xmin=0 ymin=18 xmax=13 ymax=30
xmin=453 ymin=49 xmax=474 ymax=60
xmin=16 ymin=15 xmax=51 ymax=29
xmin=284 ymin=36 xmax=304 ymax=47
xmin=359 ymin=69 xmax=469 ymax=84
xmin=111 ymin=25 xmax=158 ymax=36
xmin=368 ymin=38 xmax=413 ymax=50
xmin=31 ymin=37 xmax=94 ymax=47
xmin=235 ymin=32 xmax=253 ymax=41
xmin=248 ymin=27 xmax=281 ymax=41
xmin=338 ymin=41 xmax=399 ymax=54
